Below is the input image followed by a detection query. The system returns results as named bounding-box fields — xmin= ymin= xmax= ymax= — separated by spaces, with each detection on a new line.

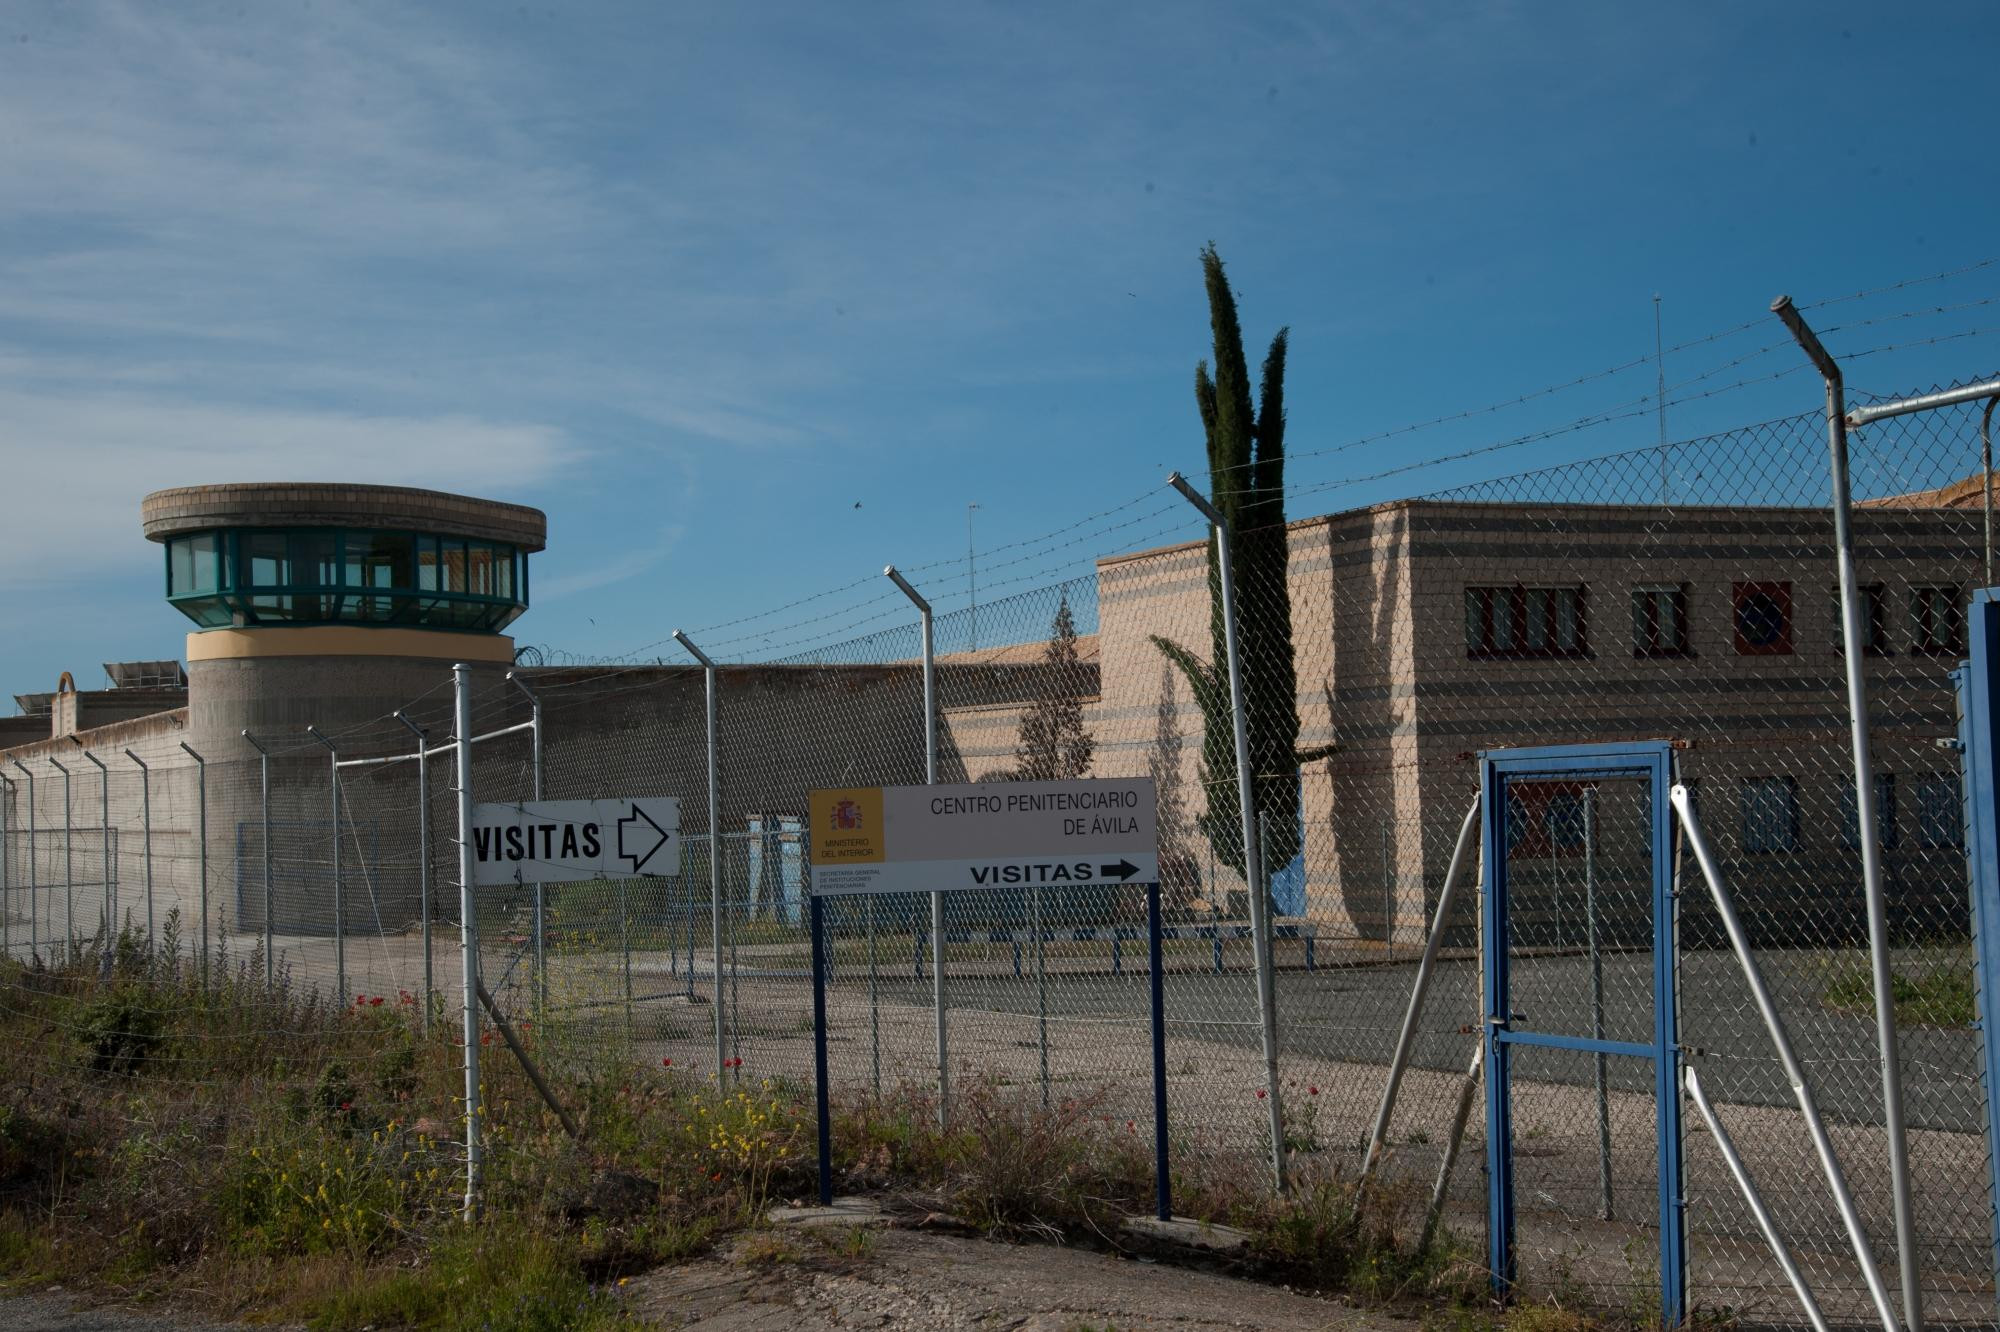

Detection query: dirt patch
xmin=624 ymin=1227 xmax=1419 ymax=1331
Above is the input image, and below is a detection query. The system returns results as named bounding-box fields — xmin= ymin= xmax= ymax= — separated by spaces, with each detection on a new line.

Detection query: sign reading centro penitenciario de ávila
xmin=470 ymin=797 xmax=680 ymax=887
xmin=807 ymin=777 xmax=1157 ymax=896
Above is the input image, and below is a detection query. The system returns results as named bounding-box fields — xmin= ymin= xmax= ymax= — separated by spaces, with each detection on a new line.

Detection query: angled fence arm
xmin=1671 ymin=782 xmax=1898 ymax=1332
xmin=1684 ymin=1066 xmax=1831 ymax=1332
xmin=1363 ymin=795 xmax=1480 ymax=1179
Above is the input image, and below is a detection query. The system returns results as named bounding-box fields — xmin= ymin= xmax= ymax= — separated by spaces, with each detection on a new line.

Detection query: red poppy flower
xmin=1255 ymin=1089 xmax=1267 ymax=1100
xmin=1308 ymin=1085 xmax=1319 ymax=1096
xmin=662 ymin=1058 xmax=673 ymax=1068
xmin=369 ymin=996 xmax=384 ymax=1007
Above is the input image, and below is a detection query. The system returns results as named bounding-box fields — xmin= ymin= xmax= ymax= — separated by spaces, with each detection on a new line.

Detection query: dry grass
xmin=0 ymin=935 xmax=1504 ymax=1327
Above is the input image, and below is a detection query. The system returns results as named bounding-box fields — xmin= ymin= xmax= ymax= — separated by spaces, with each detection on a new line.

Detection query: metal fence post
xmin=178 ymin=743 xmax=206 ymax=982
xmin=395 ymin=712 xmax=431 ymax=1027
xmin=672 ymin=631 xmax=727 ymax=1083
xmin=74 ymin=745 xmax=110 ymax=978
xmin=1034 ymin=884 xmax=1048 ymax=1108
xmin=1774 ymin=296 xmax=1921 ymax=1331
xmin=1166 ymin=472 xmax=1285 ymax=1193
xmin=1585 ymin=787 xmax=1612 ymax=1221
xmin=305 ymin=727 xmax=344 ymax=1002
xmin=1 ymin=776 xmax=9 ymax=960
xmin=7 ymin=762 xmax=33 ymax=963
xmin=451 ymin=663 xmax=482 ymax=1219
xmin=505 ymin=672 xmax=546 ymax=1011
xmin=885 ymin=566 xmax=947 ymax=1125
xmin=49 ymin=757 xmax=74 ymax=960
xmin=123 ymin=752 xmax=153 ymax=950
xmin=242 ymin=732 xmax=275 ymax=989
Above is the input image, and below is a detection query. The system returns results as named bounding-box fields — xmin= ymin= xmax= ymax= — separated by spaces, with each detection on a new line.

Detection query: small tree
xmin=1012 ymin=594 xmax=1094 ymax=781
xmin=1147 ymin=662 xmax=1201 ymax=912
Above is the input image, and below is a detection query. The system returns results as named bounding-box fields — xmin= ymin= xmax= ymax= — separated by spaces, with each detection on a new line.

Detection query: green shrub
xmin=74 ymin=987 xmax=166 ymax=1075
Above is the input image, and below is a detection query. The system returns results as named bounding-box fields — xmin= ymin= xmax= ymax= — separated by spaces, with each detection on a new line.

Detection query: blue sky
xmin=3 ymin=1 xmax=1997 ymax=692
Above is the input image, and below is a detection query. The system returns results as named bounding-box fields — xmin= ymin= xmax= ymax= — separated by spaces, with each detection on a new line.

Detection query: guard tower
xmin=139 ymin=482 xmax=547 ymax=934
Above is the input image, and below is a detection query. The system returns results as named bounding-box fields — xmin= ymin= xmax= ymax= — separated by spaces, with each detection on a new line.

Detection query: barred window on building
xmin=1464 ymin=584 xmax=1588 ymax=659
xmin=1740 ymin=776 xmax=1799 ymax=853
xmin=1839 ymin=773 xmax=1897 ymax=850
xmin=1914 ymin=773 xmax=1964 ymax=849
xmin=1910 ymin=585 xmax=1965 ymax=656
xmin=1631 ymin=583 xmax=1690 ymax=657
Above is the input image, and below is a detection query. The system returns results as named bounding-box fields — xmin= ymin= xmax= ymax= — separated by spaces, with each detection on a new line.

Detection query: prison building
xmin=1087 ymin=495 xmax=1982 ymax=947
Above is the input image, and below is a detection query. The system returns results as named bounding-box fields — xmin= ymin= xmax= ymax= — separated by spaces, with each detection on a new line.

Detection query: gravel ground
xmin=0 ymin=1232 xmax=1417 ymax=1332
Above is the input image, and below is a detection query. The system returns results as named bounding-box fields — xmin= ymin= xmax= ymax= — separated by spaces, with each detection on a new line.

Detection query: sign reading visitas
xmin=808 ymin=777 xmax=1157 ymax=897
xmin=471 ymin=798 xmax=680 ymax=887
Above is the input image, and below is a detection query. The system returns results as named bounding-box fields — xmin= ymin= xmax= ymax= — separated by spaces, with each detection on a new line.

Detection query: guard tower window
xmin=166 ymin=526 xmax=529 ymax=633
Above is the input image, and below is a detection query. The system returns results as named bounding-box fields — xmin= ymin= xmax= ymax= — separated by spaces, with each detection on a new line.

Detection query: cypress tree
xmin=1151 ymin=243 xmax=1328 ymax=887
xmin=1012 ymin=593 xmax=1094 ymax=781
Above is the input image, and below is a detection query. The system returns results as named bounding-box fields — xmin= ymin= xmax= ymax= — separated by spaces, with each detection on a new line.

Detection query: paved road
xmin=853 ymin=946 xmax=1984 ymax=1132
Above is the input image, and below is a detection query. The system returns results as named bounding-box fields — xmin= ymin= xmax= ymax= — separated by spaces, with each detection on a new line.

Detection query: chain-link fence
xmin=4 ymin=377 xmax=1999 ymax=1323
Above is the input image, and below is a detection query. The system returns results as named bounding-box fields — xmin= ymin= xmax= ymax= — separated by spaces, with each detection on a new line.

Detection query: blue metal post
xmin=1148 ymin=880 xmax=1171 ymax=1221
xmin=1959 ymin=591 xmax=2000 ymax=1308
xmin=811 ymin=892 xmax=832 ymax=1206
xmin=1480 ymin=758 xmax=1515 ymax=1298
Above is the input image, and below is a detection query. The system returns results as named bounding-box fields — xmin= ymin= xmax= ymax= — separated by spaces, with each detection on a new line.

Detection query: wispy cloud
xmin=0 ymin=390 xmax=574 ymax=583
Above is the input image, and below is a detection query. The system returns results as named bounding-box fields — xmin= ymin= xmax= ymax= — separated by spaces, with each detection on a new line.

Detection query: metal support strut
xmin=672 ymin=632 xmax=728 ymax=1084
xmin=1165 ymin=471 xmax=1285 ymax=1193
xmin=885 ymin=566 xmax=948 ymax=1126
xmin=1773 ymin=295 xmax=1922 ymax=1332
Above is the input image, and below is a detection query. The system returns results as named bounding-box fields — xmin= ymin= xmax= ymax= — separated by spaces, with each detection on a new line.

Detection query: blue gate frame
xmin=1481 ymin=741 xmax=1684 ymax=1323
xmin=1954 ymin=588 xmax=2000 ymax=1303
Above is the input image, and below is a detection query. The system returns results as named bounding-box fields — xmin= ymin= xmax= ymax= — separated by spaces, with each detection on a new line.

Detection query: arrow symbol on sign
xmin=617 ymin=804 xmax=670 ymax=873
xmin=1099 ymin=859 xmax=1139 ymax=881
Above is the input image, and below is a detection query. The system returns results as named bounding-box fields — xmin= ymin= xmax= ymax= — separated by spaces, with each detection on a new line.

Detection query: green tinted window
xmin=170 ymin=527 xmax=526 ymax=632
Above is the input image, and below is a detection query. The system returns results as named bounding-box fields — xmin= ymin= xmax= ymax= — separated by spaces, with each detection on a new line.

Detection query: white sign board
xmin=807 ymin=777 xmax=1157 ymax=897
xmin=471 ymin=798 xmax=680 ymax=887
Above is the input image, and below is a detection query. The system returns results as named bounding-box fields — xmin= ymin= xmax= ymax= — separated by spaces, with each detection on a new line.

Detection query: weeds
xmin=1822 ymin=962 xmax=1975 ymax=1027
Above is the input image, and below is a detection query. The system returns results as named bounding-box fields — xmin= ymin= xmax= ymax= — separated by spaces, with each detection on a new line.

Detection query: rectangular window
xmin=1840 ymin=774 xmax=1897 ymax=850
xmin=1732 ymin=581 xmax=1792 ymax=655
xmin=241 ymin=531 xmax=289 ymax=588
xmin=1465 ymin=585 xmax=1589 ymax=659
xmin=171 ymin=532 xmax=221 ymax=596
xmin=1911 ymin=585 xmax=1964 ymax=656
xmin=169 ymin=538 xmax=194 ymax=596
xmin=345 ymin=532 xmax=414 ymax=591
xmin=1915 ymin=774 xmax=1964 ymax=849
xmin=466 ymin=543 xmax=498 ymax=598
xmin=1740 ymin=776 xmax=1799 ymax=853
xmin=1631 ymin=584 xmax=1690 ymax=657
xmin=190 ymin=532 xmax=219 ymax=592
xmin=416 ymin=537 xmax=440 ymax=591
xmin=1832 ymin=584 xmax=1889 ymax=655
xmin=441 ymin=541 xmax=468 ymax=594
